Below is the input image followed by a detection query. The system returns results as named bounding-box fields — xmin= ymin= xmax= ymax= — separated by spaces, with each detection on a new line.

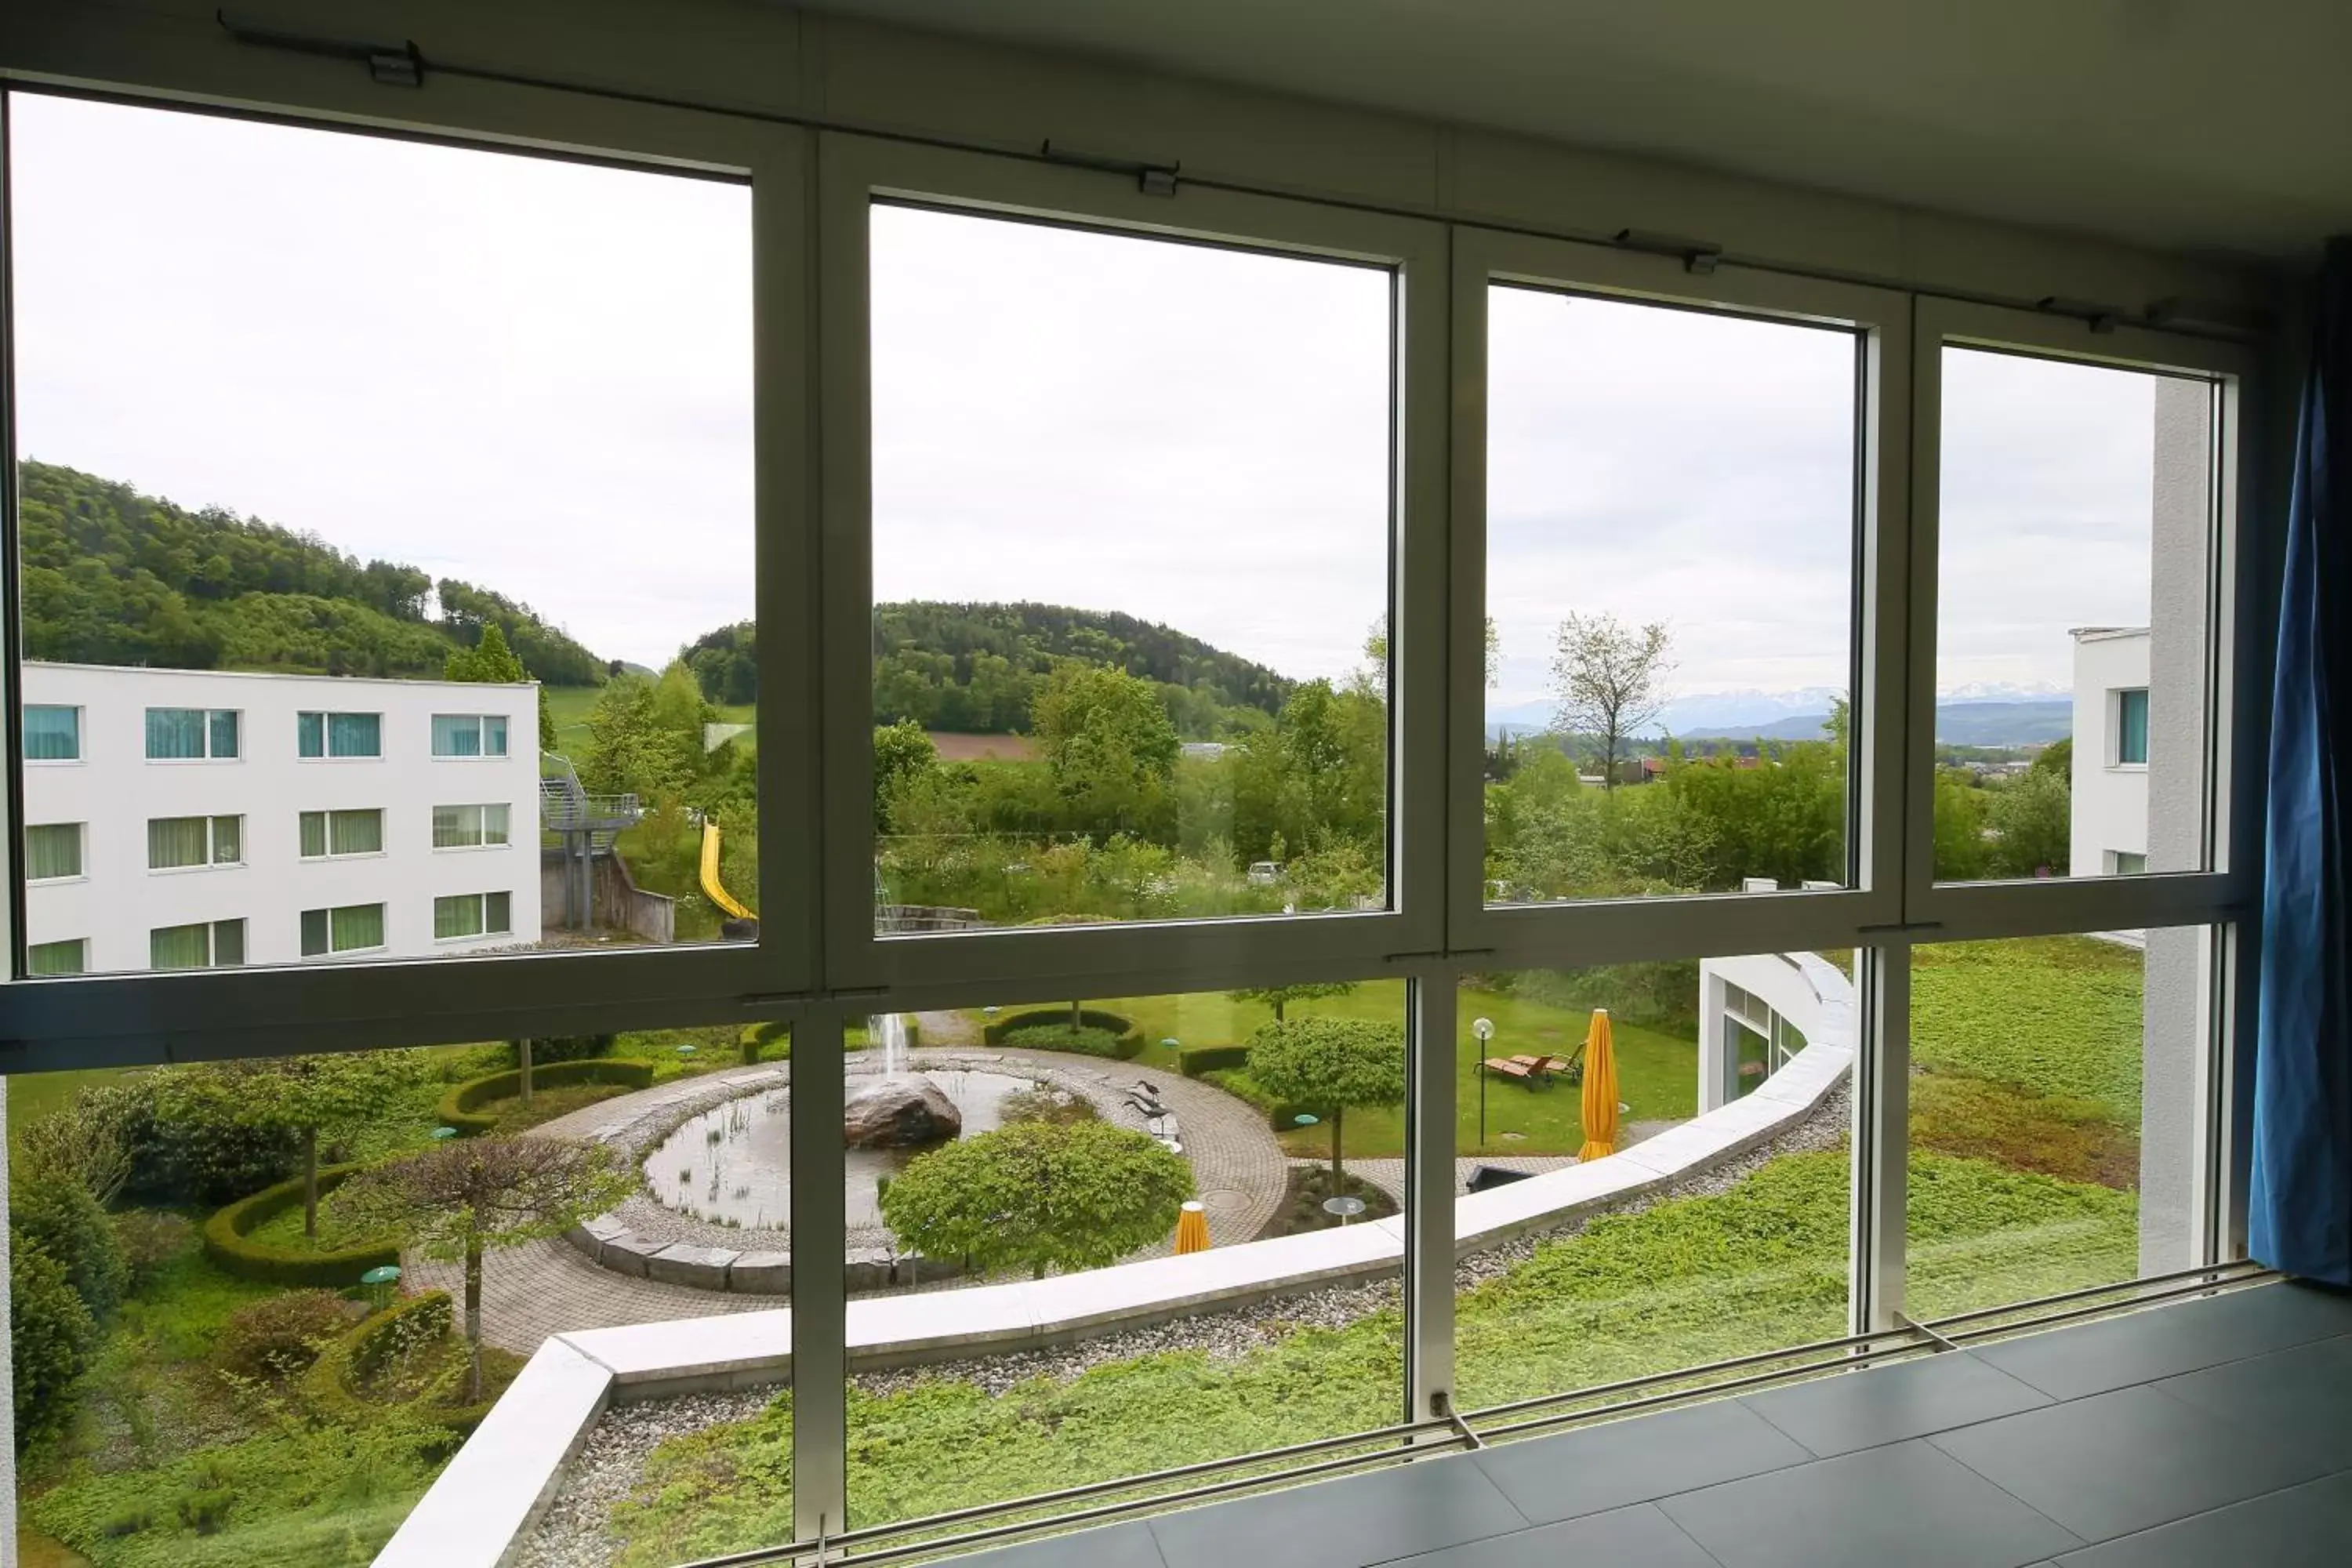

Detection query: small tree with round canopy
xmin=330 ymin=1135 xmax=632 ymax=1399
xmin=163 ymin=1050 xmax=426 ymax=1238
xmin=1225 ymin=982 xmax=1359 ymax=1024
xmin=1246 ymin=1015 xmax=1408 ymax=1193
xmin=877 ymin=1120 xmax=1192 ymax=1280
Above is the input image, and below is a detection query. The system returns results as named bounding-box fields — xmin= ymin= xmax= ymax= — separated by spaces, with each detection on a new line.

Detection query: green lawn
xmin=972 ymin=980 xmax=1693 ymax=1159
xmin=543 ymin=686 xmax=754 ymax=762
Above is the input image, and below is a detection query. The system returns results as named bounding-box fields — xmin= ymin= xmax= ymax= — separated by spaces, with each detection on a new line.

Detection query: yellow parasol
xmin=1174 ymin=1200 xmax=1210 ymax=1254
xmin=1578 ymin=1008 xmax=1619 ymax=1161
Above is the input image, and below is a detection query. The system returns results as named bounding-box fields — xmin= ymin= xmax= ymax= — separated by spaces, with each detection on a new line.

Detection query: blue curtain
xmin=2252 ymin=238 xmax=2352 ymax=1284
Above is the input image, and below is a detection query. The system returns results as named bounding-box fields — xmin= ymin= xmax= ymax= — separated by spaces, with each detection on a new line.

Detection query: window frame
xmin=22 ymin=702 xmax=80 ymax=763
xmin=143 ymin=705 xmax=241 ymax=761
xmin=430 ymin=712 xmax=511 ymax=759
xmin=146 ymin=813 xmax=242 ymax=872
xmin=2114 ymin=686 xmax=2152 ymax=768
xmin=814 ymin=132 xmax=1450 ymax=1000
xmin=299 ymin=901 xmax=388 ymax=959
xmin=296 ymin=709 xmax=385 ymax=760
xmin=23 ymin=820 xmax=83 ymax=882
xmin=297 ymin=808 xmax=387 ymax=861
xmin=433 ymin=890 xmax=514 ymax=943
xmin=432 ymin=802 xmax=513 ymax=851
xmin=150 ymin=917 xmax=246 ymax=971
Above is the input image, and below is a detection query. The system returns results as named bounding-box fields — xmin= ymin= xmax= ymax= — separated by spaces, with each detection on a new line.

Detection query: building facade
xmin=2070 ymin=626 xmax=2152 ymax=878
xmin=20 ymin=662 xmax=541 ymax=974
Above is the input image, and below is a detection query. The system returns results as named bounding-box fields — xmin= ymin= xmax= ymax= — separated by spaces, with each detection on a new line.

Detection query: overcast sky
xmin=13 ymin=94 xmax=2164 ymax=706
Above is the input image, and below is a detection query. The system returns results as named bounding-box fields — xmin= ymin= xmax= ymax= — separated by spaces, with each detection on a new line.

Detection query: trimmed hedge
xmin=303 ymin=1290 xmax=495 ymax=1434
xmin=435 ymin=1058 xmax=657 ymax=1134
xmin=1178 ymin=1043 xmax=1252 ymax=1078
xmin=984 ymin=1008 xmax=1145 ymax=1058
xmin=739 ymin=1021 xmax=791 ymax=1065
xmin=1200 ymin=1067 xmax=1329 ymax=1133
xmin=201 ymin=1164 xmax=398 ymax=1288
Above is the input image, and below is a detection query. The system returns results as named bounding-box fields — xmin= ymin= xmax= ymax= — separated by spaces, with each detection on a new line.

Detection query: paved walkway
xmin=409 ymin=1046 xmax=1289 ymax=1356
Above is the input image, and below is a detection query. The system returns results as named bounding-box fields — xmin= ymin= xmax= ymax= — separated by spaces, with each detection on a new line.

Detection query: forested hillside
xmin=685 ymin=601 xmax=1296 ymax=738
xmin=17 ymin=460 xmax=605 ymax=683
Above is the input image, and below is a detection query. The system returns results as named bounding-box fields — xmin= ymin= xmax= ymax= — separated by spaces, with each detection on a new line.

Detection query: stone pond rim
xmin=842 ymin=1074 xmax=964 ymax=1149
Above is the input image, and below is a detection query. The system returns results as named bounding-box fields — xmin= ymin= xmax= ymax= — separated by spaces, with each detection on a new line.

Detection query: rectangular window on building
xmin=298 ymin=710 xmax=382 ymax=758
xmin=2110 ymin=850 xmax=2149 ymax=876
xmin=433 ymin=891 xmax=512 ymax=941
xmin=432 ymin=803 xmax=512 ymax=848
xmin=150 ymin=918 xmax=247 ymax=969
xmin=24 ymin=822 xmax=83 ymax=880
xmin=147 ymin=815 xmax=241 ymax=870
xmin=299 ymin=808 xmax=386 ymax=858
xmin=26 ymin=938 xmax=85 ymax=975
xmin=301 ymin=902 xmax=386 ymax=956
xmin=145 ymin=706 xmax=240 ymax=759
xmin=431 ymin=713 xmax=510 ymax=758
xmin=24 ymin=704 xmax=79 ymax=761
xmin=2114 ymin=687 xmax=2151 ymax=766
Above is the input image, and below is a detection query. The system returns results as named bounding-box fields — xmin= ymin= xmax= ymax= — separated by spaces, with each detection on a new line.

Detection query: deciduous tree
xmin=1551 ymin=613 xmax=1674 ymax=791
xmin=877 ymin=1120 xmax=1192 ymax=1280
xmin=1245 ymin=1016 xmax=1408 ymax=1192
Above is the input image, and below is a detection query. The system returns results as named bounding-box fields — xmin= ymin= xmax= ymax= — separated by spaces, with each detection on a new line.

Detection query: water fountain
xmin=841 ymin=1013 xmax=963 ymax=1149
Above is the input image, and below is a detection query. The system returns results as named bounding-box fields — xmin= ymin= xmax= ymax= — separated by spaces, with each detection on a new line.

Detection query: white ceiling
xmin=801 ymin=0 xmax=2351 ymax=266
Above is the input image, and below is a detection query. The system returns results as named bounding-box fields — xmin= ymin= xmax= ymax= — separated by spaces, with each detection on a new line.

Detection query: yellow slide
xmin=700 ymin=821 xmax=756 ymax=920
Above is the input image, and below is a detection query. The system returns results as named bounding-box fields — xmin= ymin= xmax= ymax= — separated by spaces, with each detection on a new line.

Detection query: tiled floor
xmin=956 ymin=1280 xmax=2352 ymax=1568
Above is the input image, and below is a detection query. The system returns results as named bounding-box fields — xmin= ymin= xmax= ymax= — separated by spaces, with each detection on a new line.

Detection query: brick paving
xmin=408 ymin=1044 xmax=1289 ymax=1356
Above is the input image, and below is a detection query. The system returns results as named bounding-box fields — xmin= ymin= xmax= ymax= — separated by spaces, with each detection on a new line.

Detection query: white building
xmin=20 ymin=662 xmax=541 ymax=975
xmin=2069 ymin=627 xmax=2151 ymax=878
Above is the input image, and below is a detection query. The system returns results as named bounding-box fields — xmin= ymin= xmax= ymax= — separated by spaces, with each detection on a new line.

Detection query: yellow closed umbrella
xmin=1174 ymin=1200 xmax=1210 ymax=1254
xmin=1578 ymin=1008 xmax=1619 ymax=1161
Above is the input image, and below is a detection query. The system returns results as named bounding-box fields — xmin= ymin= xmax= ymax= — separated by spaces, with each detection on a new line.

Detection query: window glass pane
xmin=434 ymin=894 xmax=479 ymax=941
xmin=431 ymin=804 xmax=468 ymax=848
xmin=211 ymin=815 xmax=241 ymax=863
xmin=24 ymin=823 xmax=81 ymax=880
xmin=5 ymin=1018 xmax=783 ymax=1559
xmin=24 ymin=704 xmax=79 ymax=760
xmin=299 ymin=907 xmax=329 ymax=956
xmin=26 ymin=937 xmax=85 ymax=975
xmin=486 ymin=890 xmax=511 ymax=934
xmin=299 ymin=811 xmax=327 ymax=858
xmin=1933 ymin=350 xmax=2213 ymax=881
xmin=331 ymin=902 xmax=386 ymax=952
xmin=432 ymin=713 xmax=480 ymax=757
xmin=147 ymin=816 xmax=208 ymax=870
xmin=1483 ymin=287 xmax=1858 ymax=903
xmin=483 ymin=803 xmax=510 ymax=844
xmin=212 ymin=917 xmax=246 ymax=966
xmin=331 ymin=808 xmax=384 ymax=856
xmin=149 ymin=922 xmax=212 ymax=969
xmin=1454 ymin=955 xmax=1853 ymax=1407
xmin=144 ymin=706 xmax=205 ymax=758
xmin=1904 ymin=932 xmax=2205 ymax=1317
xmin=869 ymin=205 xmax=1392 ymax=932
xmin=9 ymin=93 xmax=755 ymax=969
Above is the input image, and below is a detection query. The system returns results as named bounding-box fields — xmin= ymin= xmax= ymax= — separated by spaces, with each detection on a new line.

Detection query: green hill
xmin=16 ymin=460 xmax=606 ymax=684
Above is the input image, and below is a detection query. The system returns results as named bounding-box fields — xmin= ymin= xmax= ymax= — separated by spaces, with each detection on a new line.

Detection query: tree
xmin=1030 ymin=662 xmax=1180 ymax=830
xmin=331 ymin=1136 xmax=632 ymax=1399
xmin=583 ymin=663 xmax=713 ymax=800
xmin=2031 ymin=736 xmax=2073 ymax=783
xmin=446 ymin=622 xmax=556 ymax=752
xmin=873 ymin=720 xmax=938 ymax=830
xmin=1225 ymin=982 xmax=1359 ymax=1023
xmin=169 ymin=1052 xmax=426 ymax=1238
xmin=877 ymin=1120 xmax=1192 ymax=1280
xmin=1985 ymin=765 xmax=2072 ymax=878
xmin=1244 ymin=1016 xmax=1408 ymax=1192
xmin=1551 ymin=613 xmax=1674 ymax=791
xmin=9 ymin=1232 xmax=96 ymax=1450
xmin=9 ymin=1173 xmax=129 ymax=1324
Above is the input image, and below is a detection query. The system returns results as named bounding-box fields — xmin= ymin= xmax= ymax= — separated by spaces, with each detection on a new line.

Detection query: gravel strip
xmin=514 ymin=1081 xmax=1851 ymax=1567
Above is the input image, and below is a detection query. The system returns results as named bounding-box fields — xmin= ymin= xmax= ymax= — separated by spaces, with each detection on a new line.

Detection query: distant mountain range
xmin=1490 ymin=692 xmax=2073 ymax=748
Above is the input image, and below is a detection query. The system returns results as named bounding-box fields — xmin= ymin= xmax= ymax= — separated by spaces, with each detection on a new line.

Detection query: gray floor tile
xmin=1382 ymin=1502 xmax=1720 ymax=1566
xmin=1658 ymin=1439 xmax=2080 ymax=1568
xmin=1970 ymin=1283 xmax=2352 ymax=1401
xmin=1472 ymin=1398 xmax=1811 ymax=1524
xmin=1147 ymin=1454 xmax=1526 ymax=1568
xmin=1741 ymin=1351 xmax=2053 ymax=1457
xmin=953 ymin=1519 xmax=1171 ymax=1567
xmin=2151 ymin=1334 xmax=2352 ymax=1466
xmin=2051 ymin=1472 xmax=2352 ymax=1567
xmin=1928 ymin=1384 xmax=2334 ymax=1544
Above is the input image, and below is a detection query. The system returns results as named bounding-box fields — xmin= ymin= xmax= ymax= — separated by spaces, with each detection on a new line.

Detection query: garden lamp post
xmin=1472 ymin=1017 xmax=1495 ymax=1145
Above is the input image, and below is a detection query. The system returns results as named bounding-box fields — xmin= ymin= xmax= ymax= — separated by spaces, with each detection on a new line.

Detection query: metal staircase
xmin=541 ymin=753 xmax=643 ymax=928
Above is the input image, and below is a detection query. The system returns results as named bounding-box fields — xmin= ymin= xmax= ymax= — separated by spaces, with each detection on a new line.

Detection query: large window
xmin=150 ymin=918 xmax=246 ymax=970
xmin=24 ymin=822 xmax=83 ymax=880
xmin=867 ymin=203 xmax=1394 ymax=933
xmin=145 ymin=706 xmax=240 ymax=760
xmin=1483 ymin=288 xmax=1860 ymax=903
xmin=299 ymin=902 xmax=387 ymax=956
xmin=23 ymin=703 xmax=79 ymax=760
xmin=147 ymin=814 xmax=241 ymax=869
xmin=432 ymin=803 xmax=512 ymax=849
xmin=430 ymin=713 xmax=510 ymax=758
xmin=299 ymin=808 xmax=385 ymax=858
xmin=296 ymin=710 xmax=383 ymax=759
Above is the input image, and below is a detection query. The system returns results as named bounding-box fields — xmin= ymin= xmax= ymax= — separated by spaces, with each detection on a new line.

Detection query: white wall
xmin=21 ymin=663 xmax=540 ymax=971
xmin=2069 ymin=630 xmax=2151 ymax=878
xmin=1696 ymin=951 xmax=1845 ymax=1113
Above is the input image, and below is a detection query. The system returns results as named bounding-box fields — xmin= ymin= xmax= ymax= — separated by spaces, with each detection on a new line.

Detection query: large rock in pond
xmin=843 ymin=1075 xmax=964 ymax=1149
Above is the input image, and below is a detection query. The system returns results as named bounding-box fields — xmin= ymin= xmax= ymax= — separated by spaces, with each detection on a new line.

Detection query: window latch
xmin=1038 ymin=140 xmax=1181 ymax=198
xmin=1613 ymin=228 xmax=1724 ymax=275
xmin=216 ymin=10 xmax=426 ymax=88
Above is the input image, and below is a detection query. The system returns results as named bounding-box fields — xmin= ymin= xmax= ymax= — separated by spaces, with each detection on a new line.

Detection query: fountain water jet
xmin=842 ymin=1013 xmax=962 ymax=1149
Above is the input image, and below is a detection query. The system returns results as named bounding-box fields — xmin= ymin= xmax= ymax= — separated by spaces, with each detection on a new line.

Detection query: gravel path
xmin=513 ymin=1080 xmax=1853 ymax=1568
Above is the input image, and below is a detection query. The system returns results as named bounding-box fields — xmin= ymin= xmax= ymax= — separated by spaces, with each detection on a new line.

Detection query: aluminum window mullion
xmin=1853 ymin=942 xmax=1908 ymax=1333
xmin=1404 ymin=967 xmax=1457 ymax=1427
xmin=789 ymin=1007 xmax=849 ymax=1545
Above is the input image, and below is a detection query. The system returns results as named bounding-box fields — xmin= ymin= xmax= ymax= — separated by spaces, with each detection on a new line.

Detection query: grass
xmin=543 ymin=686 xmax=754 ymax=761
xmin=971 ymin=980 xmax=1694 ymax=1159
xmin=1911 ymin=935 xmax=2145 ymax=1112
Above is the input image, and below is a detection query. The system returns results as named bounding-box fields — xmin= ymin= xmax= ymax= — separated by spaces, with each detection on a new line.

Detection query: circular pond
xmin=643 ymin=1069 xmax=1052 ymax=1232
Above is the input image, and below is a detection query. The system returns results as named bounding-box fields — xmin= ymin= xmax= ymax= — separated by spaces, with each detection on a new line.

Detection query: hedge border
xmin=983 ymin=1008 xmax=1145 ymax=1059
xmin=1177 ymin=1043 xmax=1251 ymax=1077
xmin=201 ymin=1164 xmax=398 ymax=1287
xmin=303 ymin=1290 xmax=498 ymax=1434
xmin=435 ymin=1058 xmax=657 ymax=1135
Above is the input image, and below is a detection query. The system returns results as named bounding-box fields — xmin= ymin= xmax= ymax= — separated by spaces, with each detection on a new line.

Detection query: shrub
xmin=299 ymin=1292 xmax=495 ymax=1432
xmin=1200 ymin=1066 xmax=1323 ymax=1130
xmin=113 ymin=1209 xmax=198 ymax=1292
xmin=201 ymin=1164 xmax=400 ymax=1287
xmin=9 ymin=1231 xmax=96 ymax=1449
xmin=11 ymin=1085 xmax=134 ymax=1204
xmin=110 ymin=1073 xmax=303 ymax=1207
xmin=879 ymin=1120 xmax=1192 ymax=1279
xmin=1247 ymin=1016 xmax=1407 ymax=1189
xmin=982 ymin=1008 xmax=1141 ymax=1054
xmin=740 ymin=1021 xmax=791 ymax=1065
xmin=217 ymin=1289 xmax=350 ymax=1381
xmin=999 ymin=1023 xmax=1138 ymax=1059
xmin=508 ymin=1035 xmax=615 ymax=1068
xmin=435 ymin=1058 xmax=657 ymax=1135
xmin=1177 ymin=1043 xmax=1251 ymax=1077
xmin=10 ymin=1172 xmax=129 ymax=1323
xmin=348 ymin=1290 xmax=454 ymax=1385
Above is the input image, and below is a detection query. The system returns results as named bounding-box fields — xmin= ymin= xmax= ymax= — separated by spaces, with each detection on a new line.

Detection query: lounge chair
xmin=1480 ymin=1056 xmax=1537 ymax=1083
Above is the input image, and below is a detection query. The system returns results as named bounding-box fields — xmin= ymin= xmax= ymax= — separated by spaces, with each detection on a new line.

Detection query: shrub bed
xmin=1200 ymin=1066 xmax=1327 ymax=1131
xmin=301 ymin=1290 xmax=503 ymax=1435
xmin=983 ymin=1009 xmax=1143 ymax=1058
xmin=200 ymin=1165 xmax=398 ymax=1287
xmin=739 ymin=1021 xmax=790 ymax=1064
xmin=1177 ymin=1043 xmax=1250 ymax=1077
xmin=435 ymin=1058 xmax=657 ymax=1134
